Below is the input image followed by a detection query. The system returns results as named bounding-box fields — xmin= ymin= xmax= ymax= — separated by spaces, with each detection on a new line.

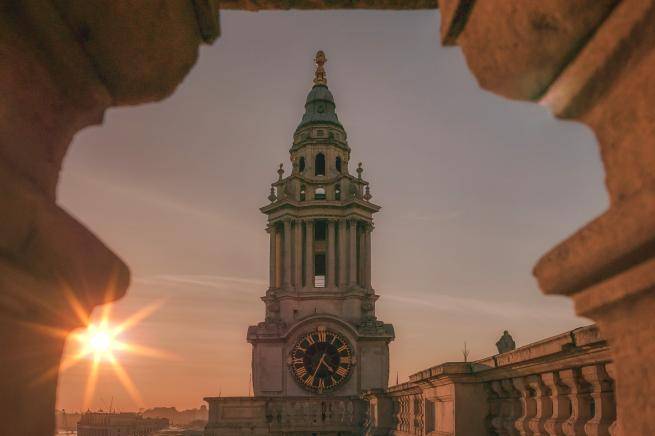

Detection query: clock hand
xmin=312 ymin=353 xmax=327 ymax=378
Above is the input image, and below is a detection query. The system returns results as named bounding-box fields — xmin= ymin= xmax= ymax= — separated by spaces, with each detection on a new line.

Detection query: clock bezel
xmin=287 ymin=326 xmax=355 ymax=394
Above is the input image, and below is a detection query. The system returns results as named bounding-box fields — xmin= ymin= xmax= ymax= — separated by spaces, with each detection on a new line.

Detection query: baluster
xmin=513 ymin=377 xmax=537 ymax=435
xmin=486 ymin=382 xmax=502 ymax=434
xmin=581 ymin=364 xmax=615 ymax=436
xmin=541 ymin=371 xmax=570 ymax=436
xmin=560 ymin=368 xmax=593 ymax=436
xmin=605 ymin=363 xmax=620 ymax=436
xmin=527 ymin=374 xmax=553 ymax=435
xmin=501 ymin=379 xmax=522 ymax=436
xmin=490 ymin=381 xmax=510 ymax=435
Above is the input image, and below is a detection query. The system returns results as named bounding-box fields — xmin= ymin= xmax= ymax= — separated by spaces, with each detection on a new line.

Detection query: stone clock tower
xmin=249 ymin=51 xmax=394 ymax=398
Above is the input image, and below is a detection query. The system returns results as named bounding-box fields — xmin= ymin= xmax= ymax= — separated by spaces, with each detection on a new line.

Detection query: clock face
xmin=289 ymin=327 xmax=353 ymax=393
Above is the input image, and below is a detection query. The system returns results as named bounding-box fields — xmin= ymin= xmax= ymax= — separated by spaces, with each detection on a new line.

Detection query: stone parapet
xmin=365 ymin=325 xmax=615 ymax=436
xmin=204 ymin=396 xmax=366 ymax=435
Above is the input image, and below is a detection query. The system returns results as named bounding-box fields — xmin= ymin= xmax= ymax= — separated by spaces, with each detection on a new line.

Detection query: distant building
xmin=77 ymin=411 xmax=168 ymax=436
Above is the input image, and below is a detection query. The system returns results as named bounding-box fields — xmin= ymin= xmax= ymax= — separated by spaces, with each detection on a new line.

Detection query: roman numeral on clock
xmin=318 ymin=379 xmax=325 ymax=390
xmin=295 ymin=367 xmax=307 ymax=377
xmin=336 ymin=366 xmax=348 ymax=377
xmin=304 ymin=375 xmax=315 ymax=386
xmin=337 ymin=344 xmax=348 ymax=353
xmin=317 ymin=330 xmax=327 ymax=342
xmin=292 ymin=357 xmax=304 ymax=365
xmin=340 ymin=356 xmax=351 ymax=365
xmin=306 ymin=334 xmax=316 ymax=345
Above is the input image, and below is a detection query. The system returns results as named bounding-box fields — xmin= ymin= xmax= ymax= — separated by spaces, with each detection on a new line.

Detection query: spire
xmin=313 ymin=50 xmax=327 ymax=86
xmin=295 ymin=50 xmax=344 ymax=133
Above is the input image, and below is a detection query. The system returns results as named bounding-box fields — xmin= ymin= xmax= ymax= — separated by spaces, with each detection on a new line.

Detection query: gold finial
xmin=313 ymin=50 xmax=327 ymax=86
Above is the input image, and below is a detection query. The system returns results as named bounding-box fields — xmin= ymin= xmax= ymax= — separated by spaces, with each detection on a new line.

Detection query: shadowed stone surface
xmin=0 ymin=1 xmax=219 ymax=434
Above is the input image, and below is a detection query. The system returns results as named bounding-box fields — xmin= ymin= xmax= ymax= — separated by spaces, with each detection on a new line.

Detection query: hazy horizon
xmin=56 ymin=10 xmax=606 ymax=411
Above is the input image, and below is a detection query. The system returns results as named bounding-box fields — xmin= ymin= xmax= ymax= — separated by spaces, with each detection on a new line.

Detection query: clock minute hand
xmin=312 ymin=353 xmax=327 ymax=378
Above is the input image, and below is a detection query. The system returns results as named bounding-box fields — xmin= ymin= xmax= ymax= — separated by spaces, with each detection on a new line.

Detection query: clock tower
xmin=248 ymin=51 xmax=395 ymax=398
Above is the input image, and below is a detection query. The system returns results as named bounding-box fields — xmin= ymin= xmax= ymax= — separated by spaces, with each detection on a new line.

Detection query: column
xmin=358 ymin=226 xmax=366 ymax=287
xmin=268 ymin=225 xmax=276 ymax=289
xmin=327 ymin=219 xmax=336 ymax=289
xmin=364 ymin=224 xmax=372 ymax=289
xmin=294 ymin=219 xmax=302 ymax=290
xmin=338 ymin=218 xmax=347 ymax=288
xmin=305 ymin=219 xmax=314 ymax=288
xmin=512 ymin=377 xmax=536 ymax=436
xmin=283 ymin=219 xmax=292 ymax=288
xmin=348 ymin=219 xmax=357 ymax=287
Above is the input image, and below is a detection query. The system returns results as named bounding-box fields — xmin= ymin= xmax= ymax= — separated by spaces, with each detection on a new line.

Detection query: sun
xmin=80 ymin=322 xmax=120 ymax=360
xmin=26 ymin=284 xmax=172 ymax=409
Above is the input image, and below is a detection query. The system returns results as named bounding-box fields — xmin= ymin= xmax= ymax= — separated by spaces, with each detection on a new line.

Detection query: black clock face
xmin=289 ymin=327 xmax=353 ymax=393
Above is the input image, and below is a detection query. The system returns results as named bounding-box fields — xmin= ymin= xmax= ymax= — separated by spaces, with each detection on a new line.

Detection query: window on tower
xmin=315 ymin=153 xmax=326 ymax=176
xmin=335 ymin=184 xmax=341 ymax=200
xmin=300 ymin=185 xmax=306 ymax=201
xmin=336 ymin=156 xmax=342 ymax=173
xmin=314 ymin=254 xmax=326 ymax=288
xmin=314 ymin=220 xmax=327 ymax=241
xmin=299 ymin=156 xmax=306 ymax=173
xmin=314 ymin=187 xmax=326 ymax=200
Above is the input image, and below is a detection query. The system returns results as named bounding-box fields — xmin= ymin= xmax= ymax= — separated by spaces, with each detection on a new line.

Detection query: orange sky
xmin=55 ymin=10 xmax=606 ymax=412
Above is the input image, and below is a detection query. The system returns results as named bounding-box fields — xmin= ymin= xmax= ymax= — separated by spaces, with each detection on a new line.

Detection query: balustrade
xmin=364 ymin=326 xmax=617 ymax=436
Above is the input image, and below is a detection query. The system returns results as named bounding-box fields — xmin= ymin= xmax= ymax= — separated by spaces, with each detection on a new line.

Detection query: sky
xmin=55 ymin=10 xmax=607 ymax=412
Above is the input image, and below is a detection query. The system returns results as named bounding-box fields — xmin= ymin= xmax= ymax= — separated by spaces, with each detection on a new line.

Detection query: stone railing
xmin=364 ymin=325 xmax=616 ymax=436
xmin=204 ymin=396 xmax=366 ymax=435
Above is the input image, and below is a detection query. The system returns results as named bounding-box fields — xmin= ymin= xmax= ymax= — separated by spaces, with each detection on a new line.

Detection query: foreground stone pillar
xmin=0 ymin=2 xmax=219 ymax=434
xmin=438 ymin=1 xmax=655 ymax=434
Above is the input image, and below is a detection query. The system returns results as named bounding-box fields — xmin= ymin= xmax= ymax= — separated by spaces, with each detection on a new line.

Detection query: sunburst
xmin=27 ymin=284 xmax=173 ymax=410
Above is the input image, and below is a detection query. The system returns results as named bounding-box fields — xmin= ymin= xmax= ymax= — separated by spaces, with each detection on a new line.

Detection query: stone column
xmin=305 ymin=219 xmax=314 ymax=288
xmin=268 ymin=225 xmax=276 ymax=289
xmin=294 ymin=219 xmax=303 ymax=290
xmin=283 ymin=219 xmax=292 ymax=288
xmin=275 ymin=226 xmax=282 ymax=288
xmin=338 ymin=218 xmax=348 ymax=288
xmin=581 ymin=364 xmax=615 ymax=436
xmin=327 ymin=219 xmax=336 ymax=289
xmin=358 ymin=225 xmax=366 ymax=287
xmin=364 ymin=223 xmax=372 ymax=289
xmin=348 ymin=219 xmax=357 ymax=287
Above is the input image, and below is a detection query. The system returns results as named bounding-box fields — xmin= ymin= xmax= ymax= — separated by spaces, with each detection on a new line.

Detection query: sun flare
xmin=27 ymin=285 xmax=171 ymax=409
xmin=78 ymin=322 xmax=120 ymax=360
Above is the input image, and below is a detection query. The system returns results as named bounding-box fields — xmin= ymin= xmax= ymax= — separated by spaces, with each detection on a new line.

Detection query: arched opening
xmin=335 ymin=184 xmax=341 ymax=200
xmin=314 ymin=187 xmax=326 ymax=200
xmin=300 ymin=185 xmax=306 ymax=201
xmin=336 ymin=156 xmax=342 ymax=173
xmin=315 ymin=153 xmax=325 ymax=176
xmin=299 ymin=156 xmax=306 ymax=173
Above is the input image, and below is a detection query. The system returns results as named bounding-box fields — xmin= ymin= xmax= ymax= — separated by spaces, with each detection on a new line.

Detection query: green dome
xmin=296 ymin=84 xmax=343 ymax=131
